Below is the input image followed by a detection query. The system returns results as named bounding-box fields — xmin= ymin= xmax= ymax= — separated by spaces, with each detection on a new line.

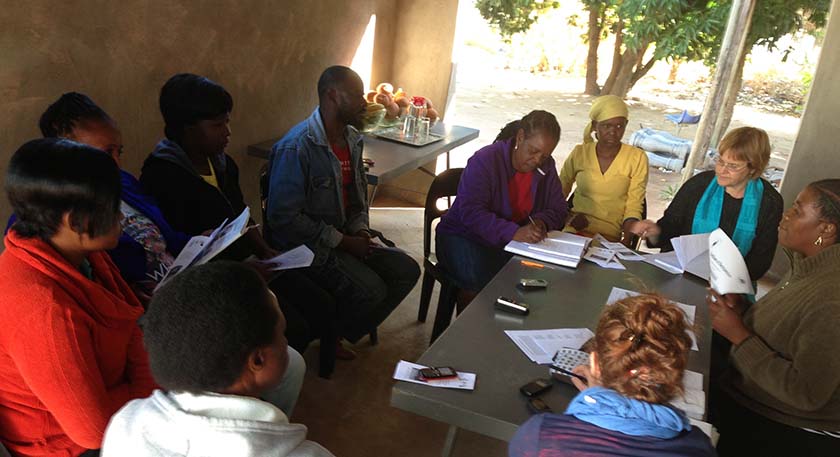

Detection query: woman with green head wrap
xmin=559 ymin=95 xmax=649 ymax=244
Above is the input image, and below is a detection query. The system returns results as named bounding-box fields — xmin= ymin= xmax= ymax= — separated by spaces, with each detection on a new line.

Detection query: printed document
xmin=505 ymin=328 xmax=596 ymax=364
xmin=393 ymin=360 xmax=476 ymax=390
xmin=709 ymin=228 xmax=754 ymax=295
xmin=505 ymin=231 xmax=591 ymax=268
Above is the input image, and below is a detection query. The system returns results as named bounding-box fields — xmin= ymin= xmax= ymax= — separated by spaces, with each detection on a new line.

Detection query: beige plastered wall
xmin=767 ymin=0 xmax=840 ymax=279
xmin=0 ymin=0 xmax=459 ymax=247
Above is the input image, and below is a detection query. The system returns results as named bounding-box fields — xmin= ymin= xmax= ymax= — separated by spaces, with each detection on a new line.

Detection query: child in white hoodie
xmin=102 ymin=261 xmax=334 ymax=457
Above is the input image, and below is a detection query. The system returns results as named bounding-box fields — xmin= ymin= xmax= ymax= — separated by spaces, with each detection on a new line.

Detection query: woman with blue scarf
xmin=627 ymin=127 xmax=783 ymax=282
xmin=509 ymin=294 xmax=715 ymax=456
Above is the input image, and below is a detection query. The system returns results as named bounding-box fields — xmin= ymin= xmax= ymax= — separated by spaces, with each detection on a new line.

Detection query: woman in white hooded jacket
xmin=102 ymin=262 xmax=333 ymax=457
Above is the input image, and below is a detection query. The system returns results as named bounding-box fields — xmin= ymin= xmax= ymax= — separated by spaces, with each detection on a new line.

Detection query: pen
xmin=536 ymin=167 xmax=546 ymax=176
xmin=528 ymin=216 xmax=537 ymax=227
xmin=551 ymin=365 xmax=588 ymax=383
xmin=520 ymin=260 xmax=545 ymax=269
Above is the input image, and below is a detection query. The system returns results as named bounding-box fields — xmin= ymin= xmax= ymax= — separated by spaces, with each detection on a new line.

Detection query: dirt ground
xmin=441 ymin=61 xmax=800 ymax=222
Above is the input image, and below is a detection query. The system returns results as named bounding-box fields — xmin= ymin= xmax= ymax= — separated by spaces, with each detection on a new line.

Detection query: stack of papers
xmin=505 ymin=231 xmax=591 ymax=268
xmin=505 ymin=328 xmax=595 ymax=364
xmin=392 ymin=360 xmax=476 ymax=390
xmin=643 ymin=232 xmax=710 ymax=279
xmin=155 ymin=208 xmax=252 ymax=290
xmin=606 ymin=287 xmax=698 ymax=351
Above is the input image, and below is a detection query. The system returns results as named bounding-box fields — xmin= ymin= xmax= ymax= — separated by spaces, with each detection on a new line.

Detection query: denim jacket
xmin=266 ymin=108 xmax=369 ymax=264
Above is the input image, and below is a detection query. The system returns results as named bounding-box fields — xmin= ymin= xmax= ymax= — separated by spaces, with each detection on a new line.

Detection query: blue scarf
xmin=692 ymin=177 xmax=763 ymax=257
xmin=565 ymin=387 xmax=691 ymax=439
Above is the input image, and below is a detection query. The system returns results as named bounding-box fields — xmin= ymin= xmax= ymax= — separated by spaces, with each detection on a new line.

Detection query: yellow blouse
xmin=200 ymin=157 xmax=219 ymax=189
xmin=559 ymin=142 xmax=649 ymax=238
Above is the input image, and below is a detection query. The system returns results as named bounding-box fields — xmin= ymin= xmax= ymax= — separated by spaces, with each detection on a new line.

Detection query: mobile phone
xmin=519 ymin=378 xmax=553 ymax=397
xmin=418 ymin=366 xmax=458 ymax=381
xmin=527 ymin=397 xmax=553 ymax=414
xmin=496 ymin=296 xmax=529 ymax=315
xmin=518 ymin=278 xmax=548 ymax=290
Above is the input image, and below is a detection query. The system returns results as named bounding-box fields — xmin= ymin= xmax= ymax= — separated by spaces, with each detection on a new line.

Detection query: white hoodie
xmin=102 ymin=390 xmax=335 ymax=457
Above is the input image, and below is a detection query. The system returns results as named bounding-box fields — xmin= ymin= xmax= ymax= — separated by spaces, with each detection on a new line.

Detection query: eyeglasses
xmin=713 ymin=155 xmax=749 ymax=172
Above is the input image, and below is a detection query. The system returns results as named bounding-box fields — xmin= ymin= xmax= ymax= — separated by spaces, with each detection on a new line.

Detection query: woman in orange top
xmin=0 ymin=139 xmax=156 ymax=456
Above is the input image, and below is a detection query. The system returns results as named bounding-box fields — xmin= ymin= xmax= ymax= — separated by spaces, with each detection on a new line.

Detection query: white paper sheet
xmin=672 ymin=370 xmax=706 ymax=420
xmin=505 ymin=328 xmax=596 ymax=364
xmin=599 ymin=239 xmax=645 ymax=261
xmin=257 ymin=245 xmax=315 ymax=271
xmin=709 ymin=228 xmax=754 ymax=295
xmin=642 ymin=250 xmax=685 ymax=274
xmin=505 ymin=231 xmax=590 ymax=268
xmin=392 ymin=360 xmax=476 ymax=390
xmin=606 ymin=287 xmax=698 ymax=351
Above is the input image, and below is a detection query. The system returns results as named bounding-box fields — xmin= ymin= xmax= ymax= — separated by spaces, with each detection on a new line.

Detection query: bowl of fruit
xmin=361 ymin=103 xmax=386 ymax=133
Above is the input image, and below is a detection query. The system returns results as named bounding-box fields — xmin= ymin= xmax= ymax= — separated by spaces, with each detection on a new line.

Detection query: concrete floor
xmin=290 ymin=206 xmax=508 ymax=457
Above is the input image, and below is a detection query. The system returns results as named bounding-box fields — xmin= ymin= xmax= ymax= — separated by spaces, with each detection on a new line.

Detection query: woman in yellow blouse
xmin=560 ymin=95 xmax=648 ymax=244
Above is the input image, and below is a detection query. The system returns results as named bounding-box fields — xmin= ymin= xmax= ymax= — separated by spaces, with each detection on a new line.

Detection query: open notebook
xmin=505 ymin=231 xmax=591 ymax=268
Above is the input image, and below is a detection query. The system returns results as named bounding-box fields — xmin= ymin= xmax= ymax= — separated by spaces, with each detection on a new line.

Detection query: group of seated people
xmin=0 ymin=62 xmax=837 ymax=457
xmin=433 ymin=93 xmax=839 ymax=455
xmin=0 ymin=66 xmax=418 ymax=456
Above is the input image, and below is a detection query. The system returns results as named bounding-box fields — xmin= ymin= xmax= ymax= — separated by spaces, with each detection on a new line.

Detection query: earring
xmin=815 ymin=236 xmax=824 ymax=246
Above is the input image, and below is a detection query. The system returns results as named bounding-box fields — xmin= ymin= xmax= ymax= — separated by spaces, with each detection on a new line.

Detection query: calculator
xmin=549 ymin=348 xmax=590 ymax=385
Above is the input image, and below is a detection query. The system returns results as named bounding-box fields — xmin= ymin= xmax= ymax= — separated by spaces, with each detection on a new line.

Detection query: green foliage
xmin=660 ymin=184 xmax=679 ymax=202
xmin=475 ymin=0 xmax=559 ymax=40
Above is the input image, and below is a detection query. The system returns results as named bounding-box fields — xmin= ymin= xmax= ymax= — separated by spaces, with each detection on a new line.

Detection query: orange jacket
xmin=0 ymin=231 xmax=156 ymax=456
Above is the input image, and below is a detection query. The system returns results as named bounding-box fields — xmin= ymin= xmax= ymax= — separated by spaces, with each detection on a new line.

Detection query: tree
xmin=476 ymin=0 xmax=829 ymax=100
xmin=475 ymin=0 xmax=559 ymax=41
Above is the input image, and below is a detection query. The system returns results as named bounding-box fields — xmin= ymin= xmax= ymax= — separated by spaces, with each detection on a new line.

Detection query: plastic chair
xmin=416 ymin=168 xmax=464 ymax=344
xmin=664 ymin=110 xmax=701 ymax=136
xmin=259 ymin=166 xmax=377 ymax=378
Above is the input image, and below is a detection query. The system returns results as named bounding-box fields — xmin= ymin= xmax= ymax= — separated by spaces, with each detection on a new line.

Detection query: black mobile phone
xmin=496 ymin=296 xmax=529 ymax=315
xmin=418 ymin=366 xmax=458 ymax=381
xmin=519 ymin=378 xmax=552 ymax=397
xmin=527 ymin=397 xmax=553 ymax=414
xmin=517 ymin=278 xmax=548 ymax=290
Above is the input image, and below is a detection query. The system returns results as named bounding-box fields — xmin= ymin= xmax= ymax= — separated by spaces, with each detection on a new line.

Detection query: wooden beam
xmin=681 ymin=0 xmax=756 ymax=184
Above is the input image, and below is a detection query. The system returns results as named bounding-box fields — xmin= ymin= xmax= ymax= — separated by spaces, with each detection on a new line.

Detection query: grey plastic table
xmin=247 ymin=123 xmax=479 ymax=202
xmin=390 ymin=255 xmax=712 ymax=456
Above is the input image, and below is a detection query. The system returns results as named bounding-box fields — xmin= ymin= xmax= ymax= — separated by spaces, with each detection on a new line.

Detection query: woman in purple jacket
xmin=436 ymin=110 xmax=567 ymax=306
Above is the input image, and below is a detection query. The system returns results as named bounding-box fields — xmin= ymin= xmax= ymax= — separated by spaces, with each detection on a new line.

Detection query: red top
xmin=331 ymin=143 xmax=353 ymax=209
xmin=0 ymin=231 xmax=156 ymax=456
xmin=508 ymin=171 xmax=534 ymax=223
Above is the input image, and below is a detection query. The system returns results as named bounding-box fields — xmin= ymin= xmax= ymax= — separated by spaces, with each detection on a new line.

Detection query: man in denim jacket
xmin=267 ymin=66 xmax=420 ymax=347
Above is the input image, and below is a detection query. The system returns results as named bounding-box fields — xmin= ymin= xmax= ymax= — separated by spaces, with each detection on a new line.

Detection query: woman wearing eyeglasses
xmin=626 ymin=127 xmax=783 ymax=283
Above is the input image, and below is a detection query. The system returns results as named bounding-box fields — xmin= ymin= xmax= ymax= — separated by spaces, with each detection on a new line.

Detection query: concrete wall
xmin=0 ymin=0 xmax=459 ymax=241
xmin=768 ymin=0 xmax=840 ymax=278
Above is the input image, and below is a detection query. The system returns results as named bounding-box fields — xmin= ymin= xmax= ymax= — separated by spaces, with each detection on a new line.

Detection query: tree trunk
xmin=668 ymin=59 xmax=681 ymax=84
xmin=710 ymin=45 xmax=750 ymax=148
xmin=584 ymin=3 xmax=602 ymax=95
xmin=681 ymin=0 xmax=757 ymax=184
xmin=607 ymin=47 xmax=639 ymax=98
xmin=602 ymin=20 xmax=624 ymax=95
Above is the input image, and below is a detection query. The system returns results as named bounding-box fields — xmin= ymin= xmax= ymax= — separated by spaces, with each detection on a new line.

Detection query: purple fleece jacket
xmin=436 ymin=138 xmax=567 ymax=248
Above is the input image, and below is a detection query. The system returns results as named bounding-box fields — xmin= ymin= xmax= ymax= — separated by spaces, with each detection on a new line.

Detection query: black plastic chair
xmin=416 ymin=168 xmax=464 ymax=344
xmin=259 ymin=166 xmax=377 ymax=378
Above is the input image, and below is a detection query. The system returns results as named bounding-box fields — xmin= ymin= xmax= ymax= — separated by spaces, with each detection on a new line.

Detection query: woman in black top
xmin=627 ymin=127 xmax=783 ymax=281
